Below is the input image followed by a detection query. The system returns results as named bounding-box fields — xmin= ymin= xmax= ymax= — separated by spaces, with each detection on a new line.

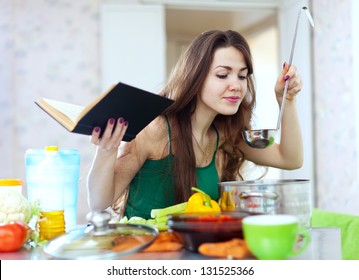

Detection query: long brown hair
xmin=161 ymin=30 xmax=256 ymax=203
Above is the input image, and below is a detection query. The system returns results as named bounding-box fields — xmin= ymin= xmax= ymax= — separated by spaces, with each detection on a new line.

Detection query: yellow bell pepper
xmin=219 ymin=191 xmax=236 ymax=211
xmin=185 ymin=187 xmax=221 ymax=213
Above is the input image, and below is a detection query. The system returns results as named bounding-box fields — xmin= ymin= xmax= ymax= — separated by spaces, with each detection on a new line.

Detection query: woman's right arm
xmin=87 ymin=117 xmax=129 ymax=210
xmin=87 ymin=147 xmax=119 ymax=211
xmin=87 ymin=117 xmax=160 ymax=211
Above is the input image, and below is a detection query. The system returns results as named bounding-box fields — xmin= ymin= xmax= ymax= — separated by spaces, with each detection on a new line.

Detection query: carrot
xmin=143 ymin=241 xmax=182 ymax=252
xmin=143 ymin=231 xmax=183 ymax=252
xmin=154 ymin=231 xmax=181 ymax=243
xmin=198 ymin=238 xmax=251 ymax=259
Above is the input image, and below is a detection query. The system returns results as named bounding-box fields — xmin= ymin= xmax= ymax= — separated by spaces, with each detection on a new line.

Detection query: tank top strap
xmin=165 ymin=116 xmax=172 ymax=154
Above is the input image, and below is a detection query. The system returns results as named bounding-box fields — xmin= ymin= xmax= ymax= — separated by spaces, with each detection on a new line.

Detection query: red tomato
xmin=0 ymin=222 xmax=28 ymax=252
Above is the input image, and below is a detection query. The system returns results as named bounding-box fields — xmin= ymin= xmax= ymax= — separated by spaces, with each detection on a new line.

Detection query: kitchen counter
xmin=0 ymin=227 xmax=341 ymax=260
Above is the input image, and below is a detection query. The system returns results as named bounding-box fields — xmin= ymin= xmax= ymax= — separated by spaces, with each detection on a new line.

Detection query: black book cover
xmin=37 ymin=82 xmax=174 ymax=142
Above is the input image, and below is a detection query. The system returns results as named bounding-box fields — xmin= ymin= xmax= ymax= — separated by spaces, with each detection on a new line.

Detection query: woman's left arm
xmin=240 ymin=63 xmax=303 ymax=169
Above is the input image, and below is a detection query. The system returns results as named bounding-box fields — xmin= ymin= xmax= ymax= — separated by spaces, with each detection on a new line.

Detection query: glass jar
xmin=0 ymin=178 xmax=23 ymax=194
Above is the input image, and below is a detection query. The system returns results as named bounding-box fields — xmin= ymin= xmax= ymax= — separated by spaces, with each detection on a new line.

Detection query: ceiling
xmin=139 ymin=0 xmax=280 ymax=37
xmin=166 ymin=8 xmax=277 ymax=38
xmin=138 ymin=0 xmax=280 ymax=38
xmin=141 ymin=0 xmax=280 ymax=9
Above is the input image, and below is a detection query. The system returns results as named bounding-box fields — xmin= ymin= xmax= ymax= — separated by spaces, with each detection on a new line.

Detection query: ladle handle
xmin=276 ymin=6 xmax=310 ymax=130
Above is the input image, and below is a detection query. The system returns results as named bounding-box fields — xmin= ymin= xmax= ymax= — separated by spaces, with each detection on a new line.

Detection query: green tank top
xmin=124 ymin=119 xmax=220 ymax=219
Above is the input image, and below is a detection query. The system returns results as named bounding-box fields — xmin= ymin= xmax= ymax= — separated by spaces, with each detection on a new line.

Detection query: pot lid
xmin=43 ymin=211 xmax=158 ymax=260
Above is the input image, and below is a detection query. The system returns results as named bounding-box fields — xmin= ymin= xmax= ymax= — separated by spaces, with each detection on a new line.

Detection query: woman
xmin=87 ymin=30 xmax=303 ymax=219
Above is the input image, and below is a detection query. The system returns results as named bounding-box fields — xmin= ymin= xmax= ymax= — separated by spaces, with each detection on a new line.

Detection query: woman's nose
xmin=229 ymin=82 xmax=240 ymax=92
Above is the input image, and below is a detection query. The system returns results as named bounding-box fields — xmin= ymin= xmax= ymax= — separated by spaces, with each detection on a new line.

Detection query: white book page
xmin=43 ymin=98 xmax=84 ymax=123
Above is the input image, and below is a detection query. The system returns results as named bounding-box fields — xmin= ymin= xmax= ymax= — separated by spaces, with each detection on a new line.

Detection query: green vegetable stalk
xmin=151 ymin=202 xmax=187 ymax=231
xmin=115 ymin=202 xmax=188 ymax=231
xmin=150 ymin=202 xmax=188 ymax=219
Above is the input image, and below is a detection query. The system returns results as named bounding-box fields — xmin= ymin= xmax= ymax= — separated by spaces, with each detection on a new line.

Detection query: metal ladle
xmin=242 ymin=6 xmax=314 ymax=149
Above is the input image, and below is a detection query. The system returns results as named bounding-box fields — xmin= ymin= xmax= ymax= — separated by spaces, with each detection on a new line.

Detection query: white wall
xmin=100 ymin=4 xmax=166 ymax=93
xmin=313 ymin=0 xmax=359 ymax=214
xmin=353 ymin=0 xmax=359 ymax=183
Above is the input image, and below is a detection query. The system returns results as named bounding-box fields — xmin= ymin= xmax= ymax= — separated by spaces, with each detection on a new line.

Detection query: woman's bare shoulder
xmin=134 ymin=116 xmax=169 ymax=159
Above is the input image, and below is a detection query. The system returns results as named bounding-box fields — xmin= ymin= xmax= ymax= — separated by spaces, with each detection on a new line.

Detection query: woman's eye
xmin=216 ymin=74 xmax=228 ymax=79
xmin=239 ymin=75 xmax=247 ymax=80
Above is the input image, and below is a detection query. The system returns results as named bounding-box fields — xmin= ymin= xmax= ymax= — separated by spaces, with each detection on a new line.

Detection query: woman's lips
xmin=224 ymin=96 xmax=240 ymax=103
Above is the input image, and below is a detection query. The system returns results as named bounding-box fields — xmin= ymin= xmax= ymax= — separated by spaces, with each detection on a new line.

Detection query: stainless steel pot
xmin=218 ymin=179 xmax=312 ymax=228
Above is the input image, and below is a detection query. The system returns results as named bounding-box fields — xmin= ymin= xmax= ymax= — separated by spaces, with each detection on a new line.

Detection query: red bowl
xmin=167 ymin=211 xmax=254 ymax=252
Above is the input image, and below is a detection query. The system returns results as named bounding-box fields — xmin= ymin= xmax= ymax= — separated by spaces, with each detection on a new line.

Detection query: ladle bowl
xmin=242 ymin=129 xmax=277 ymax=149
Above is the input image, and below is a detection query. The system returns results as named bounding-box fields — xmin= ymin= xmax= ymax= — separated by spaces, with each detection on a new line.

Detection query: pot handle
xmin=239 ymin=190 xmax=279 ymax=200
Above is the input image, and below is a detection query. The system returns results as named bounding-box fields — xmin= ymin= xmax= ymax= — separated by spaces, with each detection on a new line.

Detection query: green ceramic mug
xmin=242 ymin=214 xmax=310 ymax=260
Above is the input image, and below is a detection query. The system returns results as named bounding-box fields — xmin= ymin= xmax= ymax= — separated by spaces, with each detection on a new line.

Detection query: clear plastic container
xmin=59 ymin=149 xmax=80 ymax=231
xmin=26 ymin=146 xmax=66 ymax=240
xmin=25 ymin=147 xmax=80 ymax=232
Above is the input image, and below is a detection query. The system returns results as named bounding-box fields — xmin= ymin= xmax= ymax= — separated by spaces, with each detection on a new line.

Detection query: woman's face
xmin=199 ymin=46 xmax=248 ymax=116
